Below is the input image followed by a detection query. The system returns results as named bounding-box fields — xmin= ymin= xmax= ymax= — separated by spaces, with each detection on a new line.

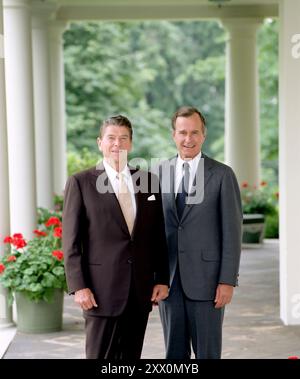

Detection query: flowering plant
xmin=0 ymin=216 xmax=67 ymax=305
xmin=240 ymin=181 xmax=278 ymax=216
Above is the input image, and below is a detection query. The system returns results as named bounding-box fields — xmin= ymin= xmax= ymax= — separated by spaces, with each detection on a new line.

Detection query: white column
xmin=32 ymin=3 xmax=55 ymax=208
xmin=49 ymin=21 xmax=67 ymax=195
xmin=222 ymin=18 xmax=263 ymax=187
xmin=3 ymin=0 xmax=36 ymax=238
xmin=0 ymin=0 xmax=13 ymax=327
xmin=279 ymin=0 xmax=300 ymax=325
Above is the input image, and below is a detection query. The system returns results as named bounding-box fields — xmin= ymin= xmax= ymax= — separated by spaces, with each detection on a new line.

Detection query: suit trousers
xmin=84 ymin=279 xmax=150 ymax=359
xmin=159 ymin=266 xmax=224 ymax=359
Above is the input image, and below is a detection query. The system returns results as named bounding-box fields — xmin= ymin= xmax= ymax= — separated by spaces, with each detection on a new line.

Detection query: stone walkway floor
xmin=2 ymin=240 xmax=300 ymax=359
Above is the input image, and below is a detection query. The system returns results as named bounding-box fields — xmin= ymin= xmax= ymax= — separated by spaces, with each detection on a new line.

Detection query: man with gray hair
xmin=158 ymin=106 xmax=242 ymax=359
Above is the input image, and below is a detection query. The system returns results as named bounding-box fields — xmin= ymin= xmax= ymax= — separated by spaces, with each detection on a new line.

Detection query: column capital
xmin=221 ymin=17 xmax=264 ymax=36
xmin=48 ymin=19 xmax=68 ymax=38
xmin=3 ymin=0 xmax=31 ymax=10
xmin=31 ymin=0 xmax=58 ymax=29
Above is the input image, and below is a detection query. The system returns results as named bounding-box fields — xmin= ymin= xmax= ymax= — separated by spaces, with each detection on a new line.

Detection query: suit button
xmin=179 ymin=250 xmax=184 ymax=254
xmin=178 ymin=226 xmax=183 ymax=230
xmin=127 ymin=258 xmax=133 ymax=264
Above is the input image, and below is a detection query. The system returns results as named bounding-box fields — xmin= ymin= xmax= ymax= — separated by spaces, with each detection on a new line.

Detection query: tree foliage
xmin=64 ymin=19 xmax=278 ymax=185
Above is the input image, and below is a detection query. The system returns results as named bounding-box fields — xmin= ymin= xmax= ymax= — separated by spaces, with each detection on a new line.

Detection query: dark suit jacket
xmin=62 ymin=163 xmax=169 ymax=317
xmin=159 ymin=154 xmax=242 ymax=301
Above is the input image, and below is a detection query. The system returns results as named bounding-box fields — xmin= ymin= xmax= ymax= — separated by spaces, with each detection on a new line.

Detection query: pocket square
xmin=147 ymin=194 xmax=156 ymax=201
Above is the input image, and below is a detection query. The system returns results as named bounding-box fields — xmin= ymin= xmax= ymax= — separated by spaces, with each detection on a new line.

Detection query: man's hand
xmin=74 ymin=288 xmax=98 ymax=310
xmin=151 ymin=284 xmax=169 ymax=305
xmin=214 ymin=284 xmax=234 ymax=309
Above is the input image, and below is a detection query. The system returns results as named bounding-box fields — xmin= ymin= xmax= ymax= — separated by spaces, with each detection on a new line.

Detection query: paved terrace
xmin=2 ymin=240 xmax=300 ymax=359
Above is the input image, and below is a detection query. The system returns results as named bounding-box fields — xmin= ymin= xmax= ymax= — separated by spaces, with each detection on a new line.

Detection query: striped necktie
xmin=176 ymin=162 xmax=190 ymax=220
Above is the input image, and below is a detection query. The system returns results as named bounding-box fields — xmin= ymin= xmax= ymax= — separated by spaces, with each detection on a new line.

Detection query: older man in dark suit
xmin=158 ymin=106 xmax=242 ymax=359
xmin=63 ymin=115 xmax=169 ymax=359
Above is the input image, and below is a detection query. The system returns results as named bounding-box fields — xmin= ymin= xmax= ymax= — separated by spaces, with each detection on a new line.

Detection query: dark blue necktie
xmin=176 ymin=162 xmax=190 ymax=220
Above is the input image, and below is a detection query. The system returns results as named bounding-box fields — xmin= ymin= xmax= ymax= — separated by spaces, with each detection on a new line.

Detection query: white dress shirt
xmin=103 ymin=160 xmax=137 ymax=217
xmin=174 ymin=151 xmax=202 ymax=196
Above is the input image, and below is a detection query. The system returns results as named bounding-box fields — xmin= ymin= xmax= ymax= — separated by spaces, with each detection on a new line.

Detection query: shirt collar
xmin=103 ymin=159 xmax=131 ymax=179
xmin=177 ymin=151 xmax=202 ymax=170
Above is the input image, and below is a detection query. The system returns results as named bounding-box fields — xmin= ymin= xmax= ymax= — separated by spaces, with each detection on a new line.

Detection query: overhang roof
xmin=51 ymin=0 xmax=279 ymax=21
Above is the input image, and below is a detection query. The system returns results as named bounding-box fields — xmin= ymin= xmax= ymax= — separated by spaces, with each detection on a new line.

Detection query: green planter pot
xmin=242 ymin=214 xmax=265 ymax=245
xmin=15 ymin=290 xmax=64 ymax=333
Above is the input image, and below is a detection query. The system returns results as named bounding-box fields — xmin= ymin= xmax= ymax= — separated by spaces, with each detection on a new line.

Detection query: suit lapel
xmin=161 ymin=157 xmax=179 ymax=223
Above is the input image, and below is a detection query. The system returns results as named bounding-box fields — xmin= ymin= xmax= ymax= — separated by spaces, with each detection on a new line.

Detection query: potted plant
xmin=240 ymin=181 xmax=277 ymax=245
xmin=0 ymin=216 xmax=67 ymax=333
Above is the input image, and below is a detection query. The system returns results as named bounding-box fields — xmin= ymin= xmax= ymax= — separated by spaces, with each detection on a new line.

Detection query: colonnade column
xmin=49 ymin=20 xmax=68 ymax=196
xmin=222 ymin=18 xmax=263 ymax=187
xmin=0 ymin=0 xmax=13 ymax=328
xmin=32 ymin=2 xmax=55 ymax=208
xmin=278 ymin=0 xmax=300 ymax=325
xmin=3 ymin=0 xmax=36 ymax=238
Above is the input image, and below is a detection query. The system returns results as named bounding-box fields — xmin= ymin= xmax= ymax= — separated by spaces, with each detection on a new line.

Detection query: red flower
xmin=33 ymin=229 xmax=47 ymax=237
xmin=0 ymin=264 xmax=6 ymax=274
xmin=7 ymin=255 xmax=17 ymax=263
xmin=11 ymin=233 xmax=27 ymax=249
xmin=53 ymin=227 xmax=62 ymax=238
xmin=260 ymin=181 xmax=268 ymax=187
xmin=288 ymin=356 xmax=299 ymax=359
xmin=241 ymin=182 xmax=248 ymax=188
xmin=45 ymin=217 xmax=61 ymax=227
xmin=52 ymin=250 xmax=64 ymax=261
xmin=12 ymin=233 xmax=24 ymax=239
xmin=3 ymin=236 xmax=13 ymax=244
xmin=12 ymin=238 xmax=27 ymax=249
